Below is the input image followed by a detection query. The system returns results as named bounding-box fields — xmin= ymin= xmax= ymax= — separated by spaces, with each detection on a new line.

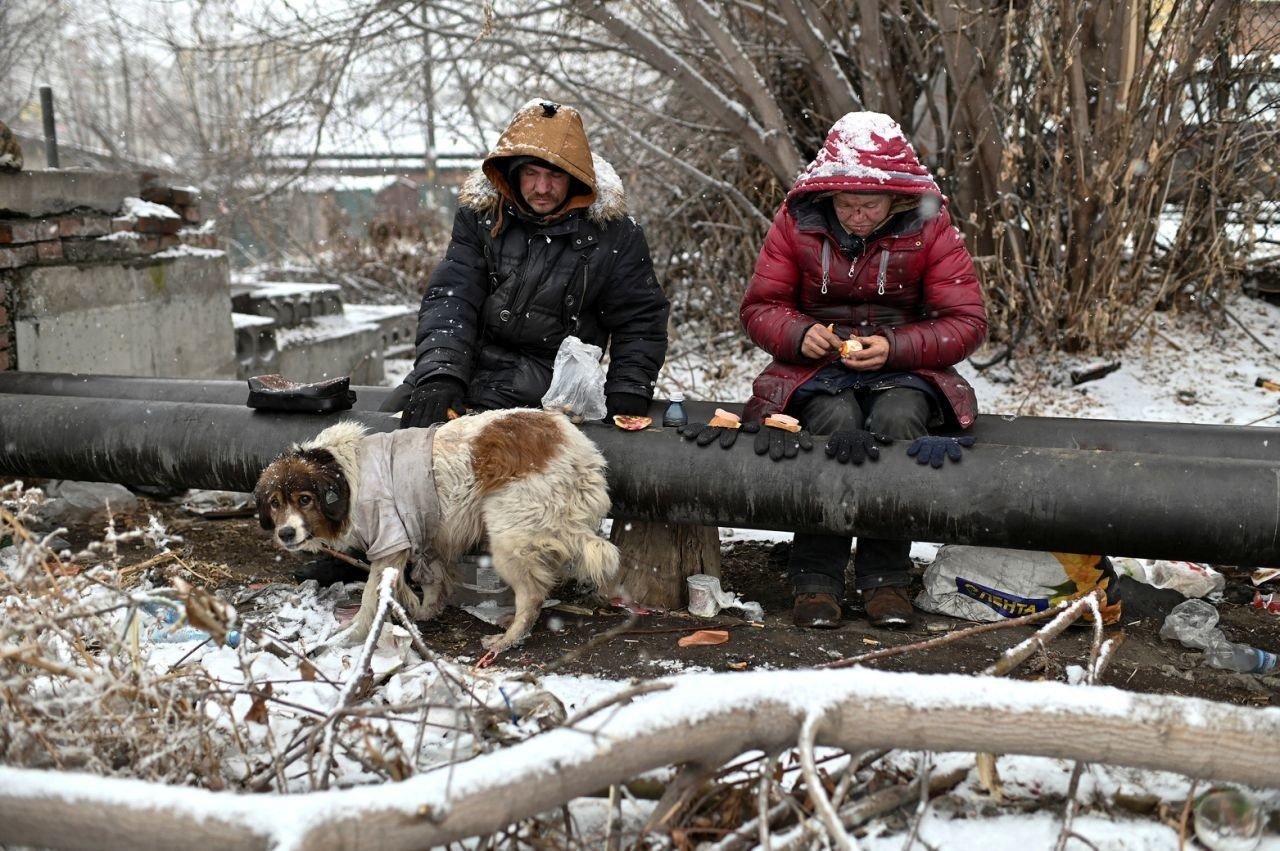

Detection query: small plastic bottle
xmin=1160 ymin=599 xmax=1275 ymax=674
xmin=1203 ymin=641 xmax=1279 ymax=674
xmin=144 ymin=602 xmax=240 ymax=648
xmin=662 ymin=392 xmax=688 ymax=428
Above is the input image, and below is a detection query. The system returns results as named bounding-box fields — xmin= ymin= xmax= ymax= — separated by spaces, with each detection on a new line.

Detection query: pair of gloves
xmin=401 ymin=379 xmax=649 ymax=429
xmin=679 ymin=420 xmax=813 ymax=461
xmin=679 ymin=419 xmax=975 ymax=467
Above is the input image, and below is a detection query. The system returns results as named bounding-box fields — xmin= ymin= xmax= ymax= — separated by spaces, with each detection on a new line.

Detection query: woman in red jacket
xmin=740 ymin=112 xmax=987 ymax=629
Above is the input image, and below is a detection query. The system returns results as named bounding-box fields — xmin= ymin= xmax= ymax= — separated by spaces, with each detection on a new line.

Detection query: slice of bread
xmin=764 ymin=414 xmax=802 ymax=433
xmin=708 ymin=407 xmax=742 ymax=429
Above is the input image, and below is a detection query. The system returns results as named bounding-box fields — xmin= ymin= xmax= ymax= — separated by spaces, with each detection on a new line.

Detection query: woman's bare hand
xmin=842 ymin=335 xmax=889 ymax=370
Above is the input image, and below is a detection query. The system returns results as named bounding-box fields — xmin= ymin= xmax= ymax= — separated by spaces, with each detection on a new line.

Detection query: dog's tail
xmin=573 ymin=534 xmax=621 ymax=591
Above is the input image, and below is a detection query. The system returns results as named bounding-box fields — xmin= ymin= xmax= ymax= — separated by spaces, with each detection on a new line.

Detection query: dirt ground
xmin=30 ymin=488 xmax=1280 ymax=709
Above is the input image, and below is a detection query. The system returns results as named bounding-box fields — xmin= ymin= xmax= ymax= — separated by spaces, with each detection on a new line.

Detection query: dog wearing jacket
xmin=254 ymin=408 xmax=621 ymax=664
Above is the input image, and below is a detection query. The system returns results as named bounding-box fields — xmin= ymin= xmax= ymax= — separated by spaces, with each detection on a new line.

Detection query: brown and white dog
xmin=254 ymin=409 xmax=621 ymax=664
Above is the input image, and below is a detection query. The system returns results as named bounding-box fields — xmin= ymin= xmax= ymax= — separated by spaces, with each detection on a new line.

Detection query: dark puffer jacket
xmin=406 ymin=102 xmax=669 ymax=410
xmin=740 ymin=112 xmax=987 ymax=427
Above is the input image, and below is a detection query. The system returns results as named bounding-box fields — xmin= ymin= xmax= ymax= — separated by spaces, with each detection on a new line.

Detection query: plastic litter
xmin=1113 ymin=557 xmax=1225 ymax=598
xmin=1159 ymin=599 xmax=1276 ymax=674
xmin=662 ymin=393 xmax=688 ymax=428
xmin=1251 ymin=591 xmax=1280 ymax=614
xmin=1193 ymin=788 xmax=1264 ymax=851
xmin=685 ymin=574 xmax=764 ymax=621
xmin=677 ymin=629 xmax=729 ymax=647
xmin=143 ymin=601 xmax=241 ymax=648
xmin=540 ymin=336 xmax=607 ymax=422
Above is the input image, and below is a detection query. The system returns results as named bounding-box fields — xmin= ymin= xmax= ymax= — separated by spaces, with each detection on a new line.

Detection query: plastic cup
xmin=1193 ymin=788 xmax=1264 ymax=851
xmin=686 ymin=574 xmax=721 ymax=618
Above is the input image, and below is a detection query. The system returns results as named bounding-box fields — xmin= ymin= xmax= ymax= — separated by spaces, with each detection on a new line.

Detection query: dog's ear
xmin=301 ymin=448 xmax=350 ymax=524
xmin=253 ymin=477 xmax=276 ymax=531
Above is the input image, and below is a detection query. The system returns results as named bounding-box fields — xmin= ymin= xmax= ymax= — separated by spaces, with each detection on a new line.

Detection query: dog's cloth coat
xmin=349 ymin=427 xmax=443 ymax=564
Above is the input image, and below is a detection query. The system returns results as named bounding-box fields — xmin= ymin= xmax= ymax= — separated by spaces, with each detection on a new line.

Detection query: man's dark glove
xmin=906 ymin=435 xmax=976 ymax=468
xmin=754 ymin=424 xmax=814 ymax=461
xmin=401 ymin=378 xmax=466 ymax=429
xmin=679 ymin=421 xmax=760 ymax=450
xmin=605 ymin=392 xmax=649 ymax=419
xmin=825 ymin=429 xmax=895 ymax=464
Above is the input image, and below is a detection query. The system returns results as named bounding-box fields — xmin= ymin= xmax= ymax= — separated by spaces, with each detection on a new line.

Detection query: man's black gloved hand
xmin=678 ymin=421 xmax=760 ymax=450
xmin=906 ymin=435 xmax=976 ymax=468
xmin=605 ymin=392 xmax=649 ymax=419
xmin=825 ymin=429 xmax=895 ymax=464
xmin=754 ymin=424 xmax=814 ymax=461
xmin=401 ymin=377 xmax=466 ymax=429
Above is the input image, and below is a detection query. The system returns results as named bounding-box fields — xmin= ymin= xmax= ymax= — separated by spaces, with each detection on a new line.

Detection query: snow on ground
xmin=6 ymin=295 xmax=1280 ymax=848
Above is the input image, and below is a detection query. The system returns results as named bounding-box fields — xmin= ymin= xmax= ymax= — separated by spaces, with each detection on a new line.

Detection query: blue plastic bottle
xmin=663 ymin=392 xmax=688 ymax=429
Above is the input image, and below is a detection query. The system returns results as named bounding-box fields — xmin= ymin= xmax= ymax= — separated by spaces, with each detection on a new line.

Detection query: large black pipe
xmin=0 ymin=393 xmax=1276 ymax=564
xmin=2 ymin=371 xmax=1279 ymax=460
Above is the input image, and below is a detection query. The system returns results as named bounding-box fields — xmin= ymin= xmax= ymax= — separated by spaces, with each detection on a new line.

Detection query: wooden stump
xmin=610 ymin=520 xmax=720 ymax=609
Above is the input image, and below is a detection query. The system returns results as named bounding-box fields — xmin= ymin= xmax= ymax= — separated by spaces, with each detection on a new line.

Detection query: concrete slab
xmin=345 ymin=303 xmax=417 ymax=358
xmin=13 ymin=255 xmax=237 ymax=377
xmin=0 ymin=169 xmax=138 ymax=218
xmin=271 ymin=316 xmax=385 ymax=385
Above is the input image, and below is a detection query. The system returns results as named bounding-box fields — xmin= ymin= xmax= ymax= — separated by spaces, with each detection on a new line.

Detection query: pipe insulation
xmin=1 ymin=371 xmax=1277 ymax=460
xmin=0 ymin=393 xmax=1276 ymax=564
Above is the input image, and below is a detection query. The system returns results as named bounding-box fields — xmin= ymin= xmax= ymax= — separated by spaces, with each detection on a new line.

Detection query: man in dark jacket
xmin=385 ymin=99 xmax=670 ymax=427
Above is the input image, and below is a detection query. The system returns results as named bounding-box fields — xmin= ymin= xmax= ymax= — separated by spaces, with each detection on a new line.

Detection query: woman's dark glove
xmin=825 ymin=429 xmax=895 ymax=464
xmin=605 ymin=392 xmax=649 ymax=419
xmin=401 ymin=377 xmax=466 ymax=429
xmin=679 ymin=421 xmax=760 ymax=450
xmin=906 ymin=435 xmax=976 ymax=468
xmin=754 ymin=424 xmax=814 ymax=461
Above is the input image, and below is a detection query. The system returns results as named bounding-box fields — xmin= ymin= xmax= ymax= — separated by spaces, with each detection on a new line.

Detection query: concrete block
xmin=13 ymin=254 xmax=237 ymax=377
xmin=270 ymin=319 xmax=385 ymax=385
xmin=0 ymin=170 xmax=137 ymax=218
xmin=345 ymin=303 xmax=418 ymax=358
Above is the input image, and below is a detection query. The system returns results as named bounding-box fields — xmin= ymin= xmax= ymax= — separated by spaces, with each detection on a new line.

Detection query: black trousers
xmin=787 ymin=387 xmax=930 ymax=596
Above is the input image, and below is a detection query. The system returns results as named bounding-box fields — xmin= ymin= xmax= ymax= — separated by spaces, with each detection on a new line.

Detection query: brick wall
xmin=0 ymin=175 xmax=222 ymax=371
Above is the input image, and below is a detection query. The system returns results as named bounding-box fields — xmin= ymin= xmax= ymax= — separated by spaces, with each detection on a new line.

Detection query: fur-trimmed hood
xmin=458 ymin=151 xmax=627 ymax=225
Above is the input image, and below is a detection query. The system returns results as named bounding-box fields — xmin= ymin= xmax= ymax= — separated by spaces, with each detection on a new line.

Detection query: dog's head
xmin=254 ymin=447 xmax=351 ymax=552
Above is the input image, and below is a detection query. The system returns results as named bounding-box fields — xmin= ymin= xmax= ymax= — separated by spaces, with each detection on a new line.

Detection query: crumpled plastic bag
xmin=914 ymin=545 xmax=1121 ymax=624
xmin=686 ymin=574 xmax=765 ymax=621
xmin=540 ymin=336 xmax=607 ymax=422
xmin=1112 ymin=557 xmax=1225 ymax=599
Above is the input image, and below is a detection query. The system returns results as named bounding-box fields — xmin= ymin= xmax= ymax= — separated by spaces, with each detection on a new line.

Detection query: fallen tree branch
xmin=3 ymin=666 xmax=1279 ymax=851
xmin=819 ymin=602 xmax=1073 ymax=670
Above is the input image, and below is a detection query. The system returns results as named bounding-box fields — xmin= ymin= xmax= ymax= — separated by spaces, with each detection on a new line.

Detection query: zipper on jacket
xmin=876 ymin=251 xmax=890 ymax=296
xmin=820 ymin=241 xmax=831 ymax=295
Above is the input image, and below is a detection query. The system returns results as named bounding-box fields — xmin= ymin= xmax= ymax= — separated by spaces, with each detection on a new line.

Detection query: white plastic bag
xmin=686 ymin=574 xmax=764 ymax=621
xmin=1112 ymin=557 xmax=1224 ymax=599
xmin=540 ymin=336 xmax=607 ymax=422
xmin=914 ymin=545 xmax=1121 ymax=624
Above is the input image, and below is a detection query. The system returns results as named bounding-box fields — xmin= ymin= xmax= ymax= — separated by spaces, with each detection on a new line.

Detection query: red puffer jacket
xmin=741 ymin=202 xmax=986 ymax=426
xmin=740 ymin=112 xmax=987 ymax=427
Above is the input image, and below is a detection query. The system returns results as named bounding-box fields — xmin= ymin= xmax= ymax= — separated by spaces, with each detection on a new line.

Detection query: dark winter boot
xmin=793 ymin=593 xmax=842 ymax=628
xmin=863 ymin=586 xmax=916 ymax=628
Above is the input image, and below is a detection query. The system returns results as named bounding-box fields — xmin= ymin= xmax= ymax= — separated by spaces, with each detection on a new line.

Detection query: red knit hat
xmin=788 ymin=112 xmax=943 ymax=206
